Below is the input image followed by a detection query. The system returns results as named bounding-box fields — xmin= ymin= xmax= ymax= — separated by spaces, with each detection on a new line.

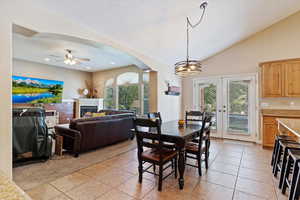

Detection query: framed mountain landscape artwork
xmin=12 ymin=76 xmax=64 ymax=104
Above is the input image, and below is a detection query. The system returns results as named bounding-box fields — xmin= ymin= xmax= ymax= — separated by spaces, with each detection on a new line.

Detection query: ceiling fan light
xmin=70 ymin=60 xmax=76 ymax=65
xmin=64 ymin=59 xmax=70 ymax=65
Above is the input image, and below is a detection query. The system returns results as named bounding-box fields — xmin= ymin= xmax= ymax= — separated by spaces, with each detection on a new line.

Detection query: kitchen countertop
xmin=261 ymin=109 xmax=300 ymax=117
xmin=0 ymin=171 xmax=31 ymax=200
xmin=277 ymin=118 xmax=300 ymax=138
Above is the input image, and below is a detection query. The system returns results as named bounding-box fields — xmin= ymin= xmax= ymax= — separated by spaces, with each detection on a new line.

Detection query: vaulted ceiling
xmin=31 ymin=0 xmax=300 ymax=67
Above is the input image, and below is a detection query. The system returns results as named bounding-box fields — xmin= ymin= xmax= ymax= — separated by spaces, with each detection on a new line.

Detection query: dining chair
xmin=147 ymin=112 xmax=162 ymax=123
xmin=185 ymin=111 xmax=205 ymax=124
xmin=185 ymin=116 xmax=212 ymax=176
xmin=134 ymin=118 xmax=178 ymax=191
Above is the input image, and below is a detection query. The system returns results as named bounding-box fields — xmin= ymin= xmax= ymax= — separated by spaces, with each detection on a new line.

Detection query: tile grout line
xmin=231 ymin=146 xmax=245 ymax=200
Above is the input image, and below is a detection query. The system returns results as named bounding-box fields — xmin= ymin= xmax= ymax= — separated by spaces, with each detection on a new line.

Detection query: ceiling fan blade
xmin=75 ymin=57 xmax=90 ymax=62
xmin=49 ymin=54 xmax=61 ymax=58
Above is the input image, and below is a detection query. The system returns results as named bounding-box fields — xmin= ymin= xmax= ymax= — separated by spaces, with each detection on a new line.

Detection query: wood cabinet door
xmin=261 ymin=63 xmax=284 ymax=97
xmin=285 ymin=61 xmax=300 ymax=97
xmin=263 ymin=122 xmax=277 ymax=147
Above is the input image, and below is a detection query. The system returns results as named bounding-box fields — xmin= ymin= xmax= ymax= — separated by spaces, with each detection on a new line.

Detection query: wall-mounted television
xmin=12 ymin=76 xmax=64 ymax=104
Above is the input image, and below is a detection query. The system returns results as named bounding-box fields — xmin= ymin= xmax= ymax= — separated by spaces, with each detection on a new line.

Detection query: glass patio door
xmin=194 ymin=75 xmax=257 ymax=141
xmin=222 ymin=76 xmax=256 ymax=141
xmin=194 ymin=78 xmax=223 ymax=138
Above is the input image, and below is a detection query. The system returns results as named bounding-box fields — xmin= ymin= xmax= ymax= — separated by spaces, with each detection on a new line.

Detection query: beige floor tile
xmin=26 ymin=184 xmax=62 ymax=200
xmin=142 ymin=186 xmax=193 ymax=200
xmin=121 ymin=161 xmax=139 ymax=175
xmin=117 ymin=176 xmax=155 ymax=199
xmin=240 ymin=160 xmax=271 ymax=171
xmin=233 ymin=190 xmax=268 ymax=200
xmin=66 ymin=179 xmax=111 ymax=200
xmin=192 ymin=181 xmax=234 ymax=200
xmin=274 ymin=185 xmax=289 ymax=200
xmin=202 ymin=170 xmax=237 ymax=189
xmin=235 ymin=177 xmax=276 ymax=199
xmin=50 ymin=172 xmax=91 ymax=192
xmin=78 ymin=163 xmax=110 ymax=177
xmin=213 ymin=155 xmax=241 ymax=166
xmin=238 ymin=167 xmax=273 ymax=183
xmin=96 ymin=170 xmax=135 ymax=187
xmin=210 ymin=162 xmax=239 ymax=175
xmin=96 ymin=189 xmax=135 ymax=200
xmin=51 ymin=194 xmax=72 ymax=200
xmin=217 ymin=151 xmax=243 ymax=159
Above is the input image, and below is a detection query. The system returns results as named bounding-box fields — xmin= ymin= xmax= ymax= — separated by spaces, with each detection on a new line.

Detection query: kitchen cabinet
xmin=260 ymin=58 xmax=300 ymax=98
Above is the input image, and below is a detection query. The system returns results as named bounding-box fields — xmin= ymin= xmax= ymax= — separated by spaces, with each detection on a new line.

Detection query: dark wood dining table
xmin=158 ymin=120 xmax=204 ymax=189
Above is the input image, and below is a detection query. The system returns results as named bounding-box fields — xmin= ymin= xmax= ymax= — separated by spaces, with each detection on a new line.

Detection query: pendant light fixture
xmin=175 ymin=2 xmax=208 ymax=76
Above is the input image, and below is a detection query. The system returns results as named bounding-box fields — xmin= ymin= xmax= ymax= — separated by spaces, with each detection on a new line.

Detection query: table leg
xmin=178 ymin=147 xmax=185 ymax=189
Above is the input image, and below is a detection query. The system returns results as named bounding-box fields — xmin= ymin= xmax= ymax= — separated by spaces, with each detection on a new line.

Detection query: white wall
xmin=182 ymin=10 xmax=300 ymax=112
xmin=0 ymin=0 xmax=181 ymax=178
xmin=13 ymin=59 xmax=92 ymax=99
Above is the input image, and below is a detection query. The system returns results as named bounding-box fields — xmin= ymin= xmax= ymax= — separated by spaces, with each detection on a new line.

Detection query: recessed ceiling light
xmin=44 ymin=58 xmax=50 ymax=62
xmin=110 ymin=62 xmax=115 ymax=65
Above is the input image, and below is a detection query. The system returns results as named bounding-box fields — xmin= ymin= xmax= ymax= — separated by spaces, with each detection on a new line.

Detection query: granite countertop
xmin=0 ymin=171 xmax=31 ymax=200
xmin=277 ymin=118 xmax=300 ymax=138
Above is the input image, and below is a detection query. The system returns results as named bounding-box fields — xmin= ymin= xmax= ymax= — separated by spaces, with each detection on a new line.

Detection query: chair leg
xmin=158 ymin=165 xmax=163 ymax=191
xmin=282 ymin=156 xmax=292 ymax=195
xmin=197 ymin=154 xmax=202 ymax=176
xmin=174 ymin=157 xmax=178 ymax=179
xmin=205 ymin=144 xmax=209 ymax=169
xmin=279 ymin=150 xmax=288 ymax=189
xmin=138 ymin=160 xmax=143 ymax=183
xmin=272 ymin=139 xmax=278 ymax=166
xmin=274 ymin=145 xmax=282 ymax=176
xmin=289 ymin=162 xmax=299 ymax=200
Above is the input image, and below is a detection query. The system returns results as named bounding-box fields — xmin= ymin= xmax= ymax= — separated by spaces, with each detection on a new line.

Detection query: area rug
xmin=13 ymin=139 xmax=137 ymax=191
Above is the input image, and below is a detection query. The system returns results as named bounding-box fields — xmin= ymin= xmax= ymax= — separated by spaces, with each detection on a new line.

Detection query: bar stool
xmin=272 ymin=135 xmax=296 ymax=166
xmin=290 ymin=162 xmax=300 ymax=200
xmin=273 ymin=140 xmax=300 ymax=185
xmin=281 ymin=149 xmax=300 ymax=200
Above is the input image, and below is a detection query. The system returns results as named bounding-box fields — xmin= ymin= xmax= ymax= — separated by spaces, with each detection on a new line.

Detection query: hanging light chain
xmin=186 ymin=2 xmax=208 ymax=61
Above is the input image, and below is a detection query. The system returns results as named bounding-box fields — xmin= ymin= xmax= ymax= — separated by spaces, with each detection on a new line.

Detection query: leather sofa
xmin=54 ymin=110 xmax=135 ymax=157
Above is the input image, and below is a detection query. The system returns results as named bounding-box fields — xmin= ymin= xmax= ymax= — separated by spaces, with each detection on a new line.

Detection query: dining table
xmin=158 ymin=120 xmax=205 ymax=189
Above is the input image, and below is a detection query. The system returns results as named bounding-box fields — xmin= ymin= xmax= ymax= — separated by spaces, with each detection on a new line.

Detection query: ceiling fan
xmin=63 ymin=49 xmax=90 ymax=65
xmin=49 ymin=49 xmax=90 ymax=65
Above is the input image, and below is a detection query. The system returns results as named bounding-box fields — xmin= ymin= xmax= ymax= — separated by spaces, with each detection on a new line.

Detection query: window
xmin=117 ymin=72 xmax=140 ymax=113
xmin=143 ymin=72 xmax=150 ymax=115
xmin=104 ymin=79 xmax=115 ymax=109
xmin=103 ymin=71 xmax=150 ymax=115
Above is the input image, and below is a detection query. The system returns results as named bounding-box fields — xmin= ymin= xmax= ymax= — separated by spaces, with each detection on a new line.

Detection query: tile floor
xmin=23 ymin=139 xmax=289 ymax=200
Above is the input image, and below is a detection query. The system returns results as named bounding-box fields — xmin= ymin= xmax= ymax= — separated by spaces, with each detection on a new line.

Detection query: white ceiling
xmin=13 ymin=31 xmax=148 ymax=72
xmin=29 ymin=0 xmax=300 ymax=67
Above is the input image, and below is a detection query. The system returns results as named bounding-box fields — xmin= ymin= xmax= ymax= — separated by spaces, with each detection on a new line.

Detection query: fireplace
xmin=75 ymin=98 xmax=104 ymax=118
xmin=80 ymin=106 xmax=98 ymax=117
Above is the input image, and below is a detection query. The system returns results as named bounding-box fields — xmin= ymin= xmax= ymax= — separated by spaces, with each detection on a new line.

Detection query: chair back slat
xmin=197 ymin=115 xmax=212 ymax=151
xmin=185 ymin=111 xmax=205 ymax=124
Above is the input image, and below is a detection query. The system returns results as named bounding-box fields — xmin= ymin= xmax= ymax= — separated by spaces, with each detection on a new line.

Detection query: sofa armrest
xmin=54 ymin=126 xmax=82 ymax=157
